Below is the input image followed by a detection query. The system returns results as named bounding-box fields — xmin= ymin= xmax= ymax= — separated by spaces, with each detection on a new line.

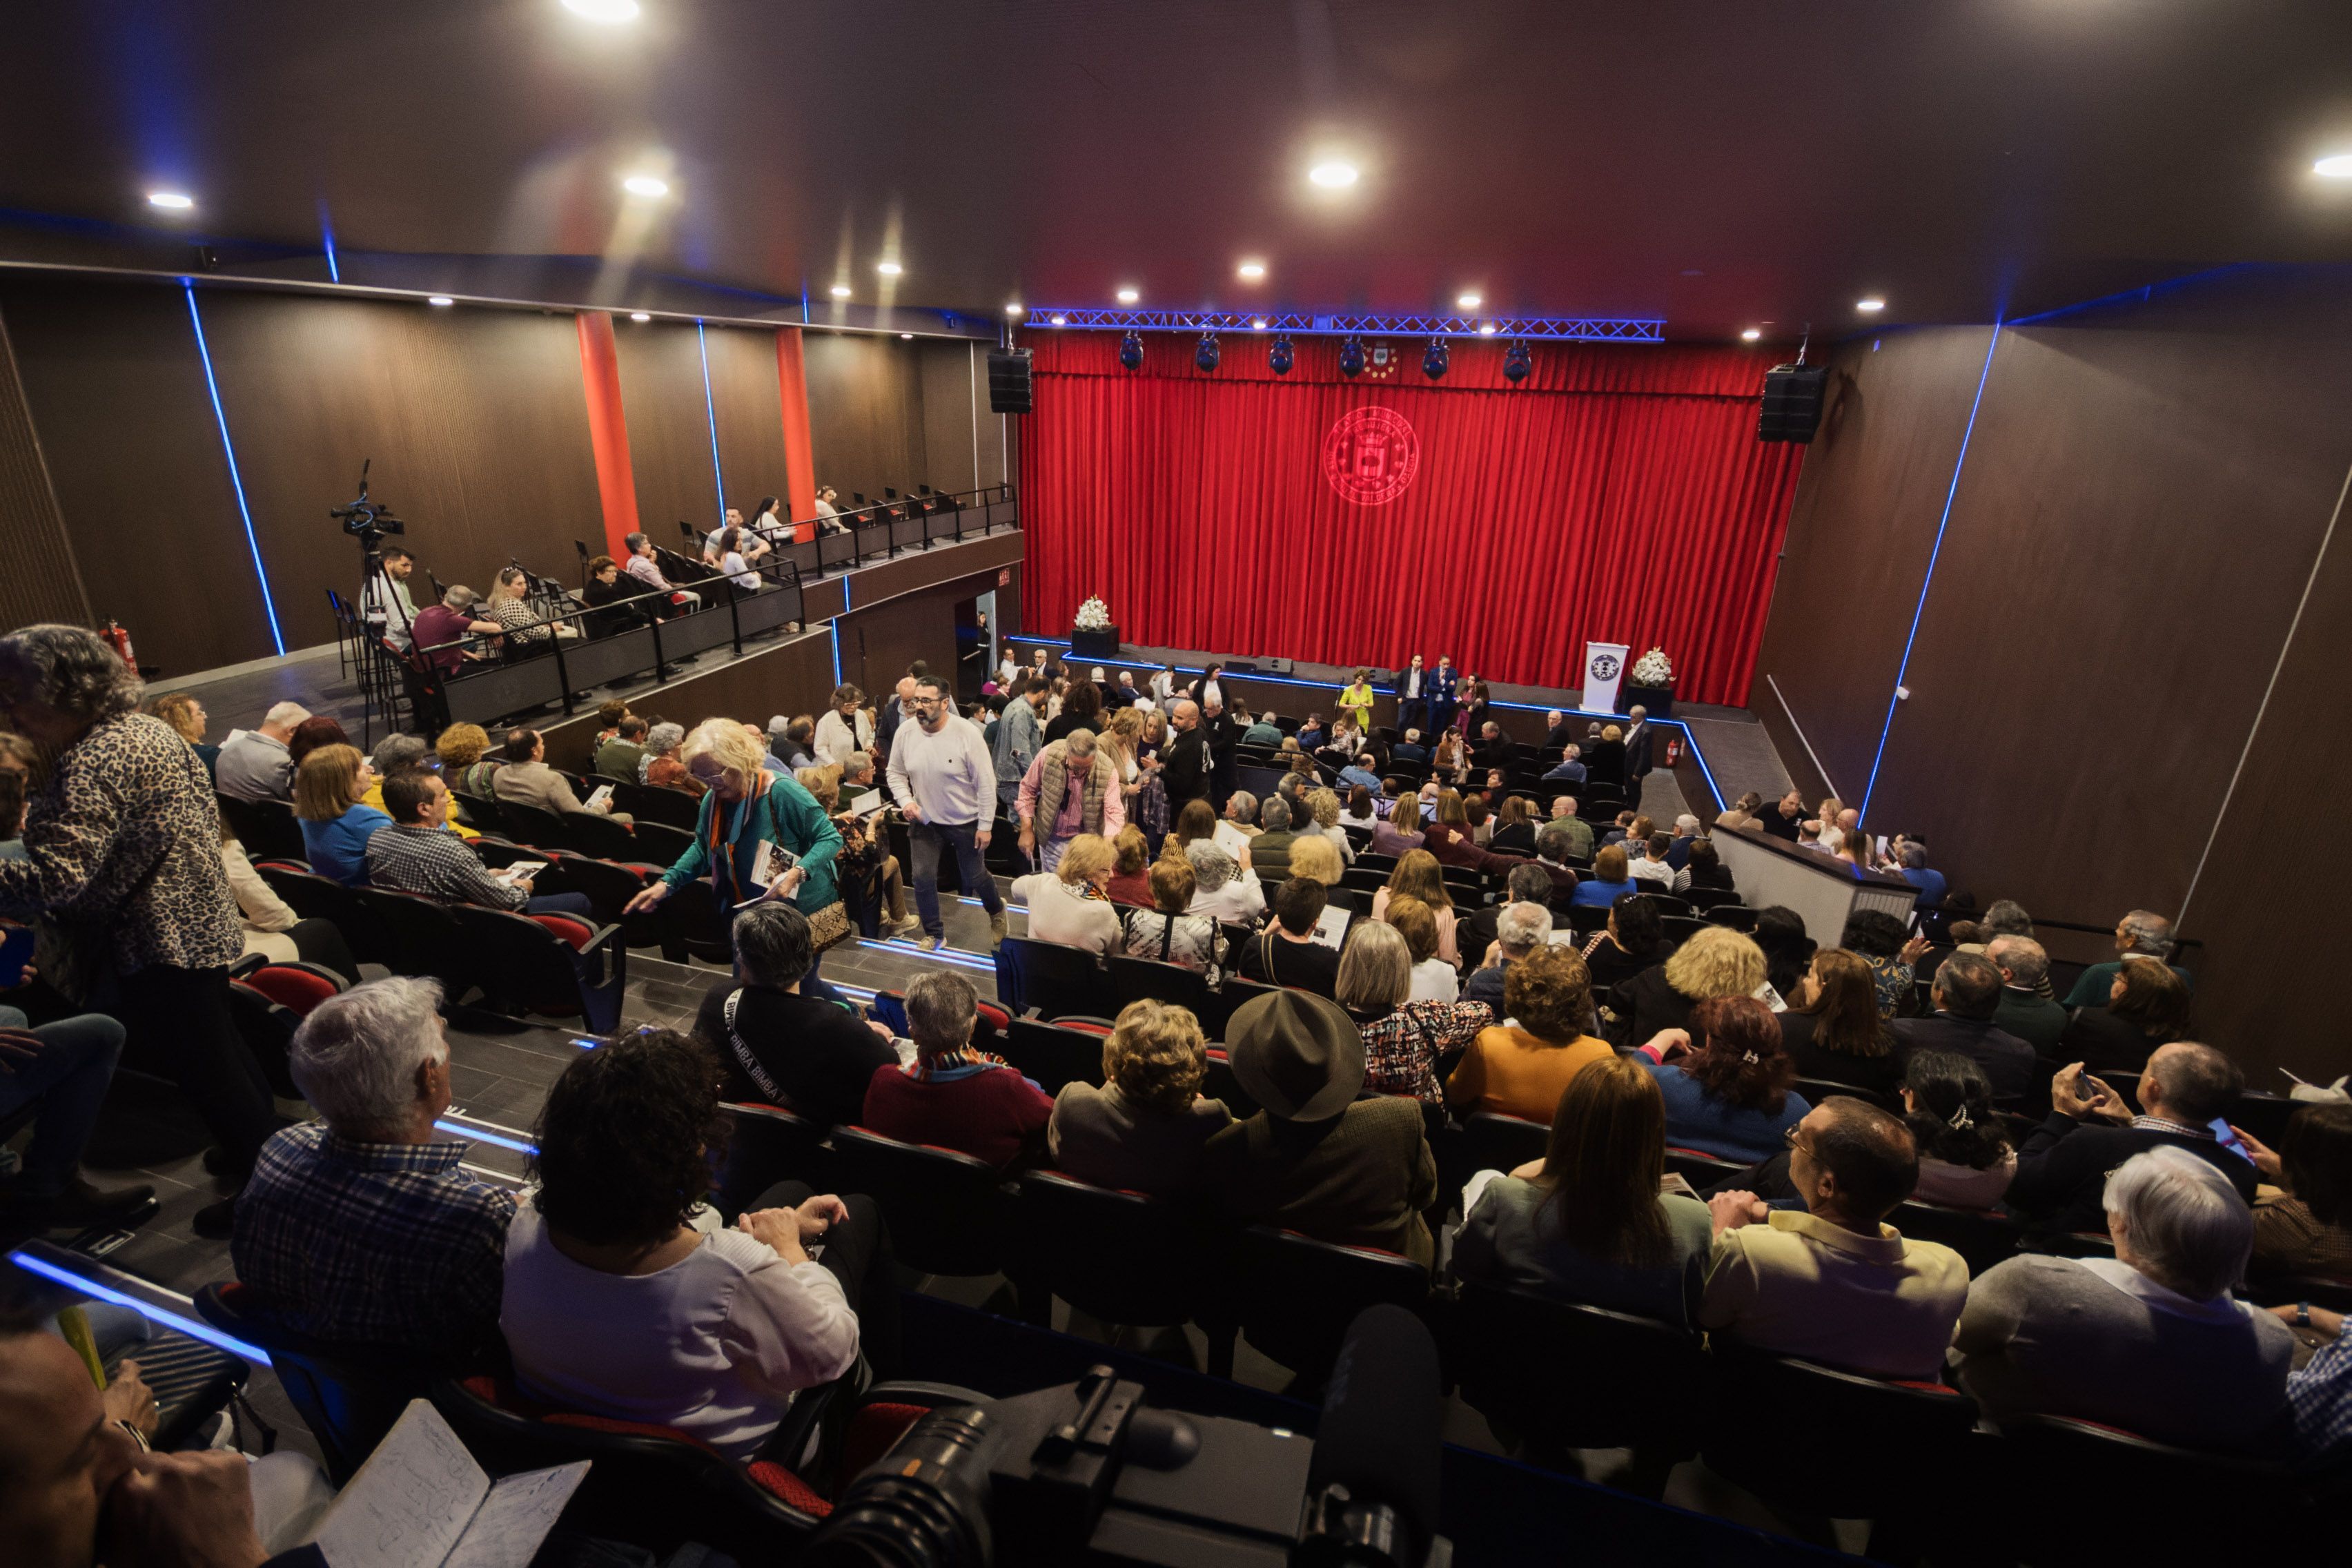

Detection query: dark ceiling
xmin=6 ymin=0 xmax=2352 ymax=340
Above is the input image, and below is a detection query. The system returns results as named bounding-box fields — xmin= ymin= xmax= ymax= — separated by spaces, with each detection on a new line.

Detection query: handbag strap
xmin=721 ymin=988 xmax=787 ymax=1104
xmin=1159 ymin=914 xmax=1176 ymax=962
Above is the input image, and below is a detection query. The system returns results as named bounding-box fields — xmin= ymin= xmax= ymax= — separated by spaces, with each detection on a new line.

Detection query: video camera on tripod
xmin=332 ymin=458 xmax=405 ymax=545
xmin=798 ymin=1305 xmax=1450 ymax=1568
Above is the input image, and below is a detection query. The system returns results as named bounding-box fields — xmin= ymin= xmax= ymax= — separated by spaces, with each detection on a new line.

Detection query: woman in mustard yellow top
xmin=1337 ymin=670 xmax=1376 ymax=735
xmin=1445 ymin=946 xmax=1614 ymax=1122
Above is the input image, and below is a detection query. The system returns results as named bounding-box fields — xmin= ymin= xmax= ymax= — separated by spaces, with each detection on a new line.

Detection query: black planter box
xmin=1617 ymin=682 xmax=1674 ymax=718
xmin=1071 ymin=625 xmax=1121 ymax=659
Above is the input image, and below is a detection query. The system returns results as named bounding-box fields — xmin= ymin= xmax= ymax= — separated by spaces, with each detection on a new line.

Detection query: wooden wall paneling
xmin=839 ymin=567 xmax=1003 ymax=705
xmin=803 ymin=332 xmax=926 ymax=504
xmin=538 ymin=630 xmax=839 ymax=772
xmin=0 ymin=277 xmax=273 ymax=673
xmin=615 ymin=320 xmax=725 ymax=547
xmin=0 ymin=305 xmax=92 ymax=633
xmin=197 ymin=291 xmax=605 ymax=651
xmin=920 ymin=340 xmax=979 ymax=496
xmin=704 ymin=325 xmax=792 ymax=518
xmin=1749 ymin=327 xmax=1995 ymax=803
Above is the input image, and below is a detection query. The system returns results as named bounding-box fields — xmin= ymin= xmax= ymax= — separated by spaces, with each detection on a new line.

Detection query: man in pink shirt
xmin=1015 ymin=729 xmax=1126 ymax=874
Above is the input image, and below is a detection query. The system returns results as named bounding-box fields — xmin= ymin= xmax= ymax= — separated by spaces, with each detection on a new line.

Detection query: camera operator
xmin=357 ymin=545 xmax=420 ymax=651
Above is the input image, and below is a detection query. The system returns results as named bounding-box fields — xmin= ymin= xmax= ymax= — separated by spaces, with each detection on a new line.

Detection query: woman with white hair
xmin=1952 ymin=1144 xmax=2295 ymax=1451
xmin=1182 ymin=838 xmax=1264 ymax=925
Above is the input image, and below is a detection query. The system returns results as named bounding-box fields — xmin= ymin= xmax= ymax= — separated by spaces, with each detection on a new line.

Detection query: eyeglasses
xmin=1782 ymin=1125 xmax=1818 ymax=1159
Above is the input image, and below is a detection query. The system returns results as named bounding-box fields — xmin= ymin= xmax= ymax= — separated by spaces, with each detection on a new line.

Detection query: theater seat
xmin=194 ymin=1283 xmax=416 ymax=1487
xmin=655 ymin=876 xmax=734 ymax=964
xmin=445 ymin=904 xmax=627 ymax=1034
xmin=867 ymin=989 xmax=1010 ymax=1051
xmin=1002 ymin=1017 xmax=1110 ymax=1096
xmin=1223 ymin=1225 xmax=1430 ymax=1386
xmin=491 ymin=798 xmax=573 ymax=852
xmin=713 ymin=1102 xmax=830 ymax=1219
xmin=1011 ymin=1170 xmax=1222 ymax=1333
xmin=825 ymin=1126 xmax=1012 ymax=1278
xmin=1988 ymin=1413 xmax=2322 ymax=1556
xmin=1107 ymin=954 xmax=1213 ymax=1015
xmin=237 ymin=960 xmax=346 ymax=1016
xmin=259 ymin=864 xmax=400 ymax=968
xmin=611 ymin=780 xmax=700 ymax=832
xmin=353 ymin=886 xmax=473 ymax=988
xmin=993 ymin=935 xmax=1117 ymax=1019
xmin=227 ymin=963 xmax=349 ymax=1097
xmin=1199 ymin=1047 xmax=1261 ymax=1119
xmin=217 ymin=794 xmax=306 ymax=861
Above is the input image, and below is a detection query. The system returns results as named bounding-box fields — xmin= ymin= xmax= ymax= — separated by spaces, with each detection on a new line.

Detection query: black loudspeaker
xmin=988 ymin=349 xmax=1034 ymax=414
xmin=1758 ymin=363 xmax=1828 ymax=442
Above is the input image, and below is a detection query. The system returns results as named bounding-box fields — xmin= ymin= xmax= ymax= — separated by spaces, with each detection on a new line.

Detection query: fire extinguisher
xmin=101 ymin=620 xmax=136 ymax=669
xmin=1665 ymin=736 xmax=1682 ymax=767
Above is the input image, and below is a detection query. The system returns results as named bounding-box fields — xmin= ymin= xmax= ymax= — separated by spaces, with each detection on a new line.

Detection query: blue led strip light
xmin=1858 ymin=324 xmax=2003 ymax=820
xmin=184 ymin=285 xmax=286 ymax=654
xmin=433 ymin=1119 xmax=537 ymax=1155
xmin=696 ymin=322 xmax=726 ymax=525
xmin=8 ymin=1248 xmax=271 ymax=1364
xmin=1027 ymin=308 xmax=1663 ymax=342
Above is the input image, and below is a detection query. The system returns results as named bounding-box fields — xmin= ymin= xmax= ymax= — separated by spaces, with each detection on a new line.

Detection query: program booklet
xmin=308 ymin=1400 xmax=588 ymax=1568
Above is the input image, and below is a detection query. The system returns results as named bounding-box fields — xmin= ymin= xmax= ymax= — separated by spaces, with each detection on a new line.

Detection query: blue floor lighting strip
xmin=8 ymin=1248 xmax=269 ymax=1365
xmin=1859 ymin=323 xmax=2003 ymax=820
xmin=433 ymin=1119 xmax=537 ymax=1155
xmin=184 ymin=284 xmax=286 ymax=654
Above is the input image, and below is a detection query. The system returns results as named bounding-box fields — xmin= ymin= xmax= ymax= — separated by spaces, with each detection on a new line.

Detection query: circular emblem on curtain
xmin=1321 ymin=406 xmax=1420 ymax=506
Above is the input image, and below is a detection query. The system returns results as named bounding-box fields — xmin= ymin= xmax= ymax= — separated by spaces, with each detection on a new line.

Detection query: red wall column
xmin=575 ymin=311 xmax=639 ymax=558
xmin=775 ymin=327 xmax=819 ymax=542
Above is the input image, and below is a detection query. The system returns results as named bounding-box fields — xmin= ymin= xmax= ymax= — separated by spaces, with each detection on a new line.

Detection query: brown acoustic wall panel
xmin=614 ymin=319 xmax=725 ymax=549
xmin=0 ymin=277 xmax=273 ymax=673
xmin=0 ymin=306 xmax=92 ymax=634
xmin=920 ymin=340 xmax=981 ymax=497
xmin=195 ymin=291 xmax=605 ymax=652
xmin=703 ymin=325 xmax=794 ymax=519
xmin=804 ymin=331 xmax=927 ymax=504
xmin=838 ymin=570 xmax=1003 ymax=703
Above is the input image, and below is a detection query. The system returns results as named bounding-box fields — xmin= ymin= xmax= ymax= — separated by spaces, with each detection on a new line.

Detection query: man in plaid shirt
xmin=232 ymin=977 xmax=513 ymax=1358
xmin=364 ymin=770 xmax=594 ymax=920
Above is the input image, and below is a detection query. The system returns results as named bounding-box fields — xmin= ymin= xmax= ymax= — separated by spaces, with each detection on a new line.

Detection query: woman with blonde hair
xmin=1285 ymin=832 xmax=1342 ymax=887
xmin=1614 ymin=925 xmax=1767 ymax=1050
xmin=1104 ymin=823 xmax=1154 ymax=905
xmin=148 ymin=692 xmax=218 ymax=777
xmin=1047 ymin=999 xmax=1232 ymax=1195
xmin=1336 ymin=919 xmax=1491 ymax=1103
xmin=434 ymin=722 xmax=501 ymax=799
xmin=1302 ymin=787 xmax=1355 ymax=864
xmin=292 ymin=743 xmax=388 ymax=886
xmin=1370 ymin=848 xmax=1458 ymax=964
xmin=1010 ymin=832 xmax=1122 ymax=954
xmin=487 ymin=565 xmax=578 ymax=644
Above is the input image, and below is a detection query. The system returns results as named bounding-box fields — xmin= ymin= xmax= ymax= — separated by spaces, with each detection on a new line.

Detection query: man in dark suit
xmin=1200 ymin=699 xmax=1239 ymax=810
xmin=1888 ymin=952 xmax=2039 ymax=1099
xmin=1396 ymin=656 xmax=1430 ymax=735
xmin=1470 ymin=721 xmax=1516 ymax=773
xmin=1159 ymin=698 xmax=1210 ymax=807
xmin=1426 ymin=656 xmax=1459 ymax=738
xmin=2003 ymin=1042 xmax=2255 ymax=1235
xmin=1987 ymin=936 xmax=2068 ymax=1055
xmin=1623 ymin=704 xmax=1656 ymax=791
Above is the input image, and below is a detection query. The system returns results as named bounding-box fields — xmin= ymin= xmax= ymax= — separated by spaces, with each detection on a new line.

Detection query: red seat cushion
xmin=841 ymin=1401 xmax=933 ymax=1480
xmin=545 ymin=1412 xmax=722 ymax=1453
xmin=531 ymin=914 xmax=596 ymax=950
xmin=745 ymin=1460 xmax=833 ymax=1516
xmin=976 ymin=1002 xmax=1012 ymax=1031
xmin=246 ymin=966 xmax=341 ymax=1015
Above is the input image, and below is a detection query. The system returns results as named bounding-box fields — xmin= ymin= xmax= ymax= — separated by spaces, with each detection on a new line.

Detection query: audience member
xmin=1010 ymin=832 xmax=1122 ymax=954
xmin=1204 ymin=990 xmax=1439 ymax=1264
xmin=1776 ymin=948 xmax=1903 ymax=1095
xmin=1235 ymin=876 xmax=1340 ymax=995
xmin=1184 ymin=838 xmax=1265 ymax=924
xmin=1761 ymin=787 xmax=1805 ymax=841
xmin=0 ymin=990 xmax=150 ymax=1226
xmin=1247 ymin=796 xmax=1301 ymax=881
xmin=1320 ymin=920 xmax=1484 ymax=1104
xmin=1889 ymin=951 xmax=2038 ymax=1099
xmin=1900 ymin=1049 xmax=2017 ymax=1208
xmin=1749 ymin=904 xmax=1816 ymax=1001
xmin=1418 ymin=790 xmax=1519 ymax=877
xmin=881 ymin=678 xmax=1009 ymax=952
xmin=1043 ymin=676 xmax=1104 ymax=745
xmin=2061 ymin=909 xmax=2194 ymax=1006
xmin=1896 ymin=841 xmax=1948 ymax=909
xmin=2236 ymin=1104 xmax=2352 ymax=1281
xmin=621 ymin=529 xmax=701 ymax=612
xmin=1625 ymin=832 xmax=1685 ymax=892
xmin=215 ymin=700 xmax=311 ymax=802
xmin=491 ymin=727 xmax=629 ymax=822
xmin=2060 ymin=957 xmax=2191 ymax=1073
xmin=1453 ymin=1054 xmax=1713 ymax=1325
xmin=233 ymin=977 xmax=514 ymax=1358
xmin=1048 ymin=1000 xmax=1233 ymax=1196
xmin=364 ymin=770 xmax=594 ymax=920
xmin=1569 ymin=844 xmax=1636 ymax=908
xmin=1955 ymin=1146 xmax=2291 ymax=1450
xmin=1123 ymin=854 xmax=1227 ymax=979
xmin=594 ymin=714 xmax=649 ymax=781
xmin=1636 ymin=994 xmax=1810 ymax=1161
xmin=1986 ymin=935 xmax=2068 ymax=1053
xmin=815 ymin=683 xmax=875 ymax=767
xmin=1700 ymin=1098 xmax=1967 ymax=1380
xmin=219 ymin=819 xmax=359 ymax=980
xmin=1384 ymin=893 xmax=1460 ymax=1003
xmin=286 ymin=715 xmax=352 ymax=770
xmin=434 ymin=721 xmax=499 ymax=798
xmin=487 ymin=565 xmax=578 ymax=644
xmin=1616 ymin=926 xmax=1767 ymax=1048
xmin=1683 ymin=838 xmax=1734 ymax=892
xmin=1576 ymin=893 xmax=1669 ymax=997
xmin=1447 ymin=945 xmax=1612 ymax=1121
xmin=503 ymin=1030 xmax=890 ymax=1462
xmin=1842 ymin=908 xmax=1930 ymax=1019
xmin=1369 ymin=848 xmax=1460 ymax=963
xmin=293 ymin=743 xmax=389 ymax=885
xmin=2005 ymin=1043 xmax=2257 ymax=1233
xmin=696 ymin=903 xmax=893 ymax=1127
xmin=149 ymin=691 xmax=219 ymax=778
xmin=640 ymin=719 xmax=702 ymax=794
xmin=863 ymin=971 xmax=1051 ymax=1170
xmin=1464 ymin=896 xmax=1553 ymax=1008
xmin=1103 ymin=824 xmax=1153 ymax=905
xmin=1716 ymin=790 xmax=1765 ymax=834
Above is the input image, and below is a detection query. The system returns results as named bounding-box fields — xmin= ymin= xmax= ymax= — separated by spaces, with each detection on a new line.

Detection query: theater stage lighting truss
xmin=1028 ymin=308 xmax=1664 ymax=342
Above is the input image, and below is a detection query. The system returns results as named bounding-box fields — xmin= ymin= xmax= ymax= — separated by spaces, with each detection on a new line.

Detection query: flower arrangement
xmin=1629 ymin=647 xmax=1674 ymax=687
xmin=1074 ymin=596 xmax=1113 ymax=631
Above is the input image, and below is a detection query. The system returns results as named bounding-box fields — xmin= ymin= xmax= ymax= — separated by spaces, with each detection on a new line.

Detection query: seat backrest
xmin=494 ymin=797 xmax=574 ymax=851
xmin=1014 ymin=1171 xmax=1219 ymax=1327
xmin=1228 ymin=1226 xmax=1429 ymax=1381
xmin=613 ymin=779 xmax=703 ymax=832
xmin=447 ymin=903 xmax=609 ymax=1026
xmin=627 ymin=821 xmax=695 ymax=868
xmin=1892 ymin=1198 xmax=2023 ymax=1276
xmin=565 ymin=810 xmax=640 ymax=860
xmin=995 ymin=936 xmax=1115 ymax=1020
xmin=714 ymin=1102 xmax=831 ymax=1217
xmin=1794 ymin=1077 xmax=1896 ymax=1113
xmin=1453 ymin=1281 xmax=1705 ymax=1451
xmin=1003 ymin=1017 xmax=1110 ymax=1095
xmin=1660 ymin=913 xmax=1707 ymax=943
xmin=1458 ymin=1111 xmax=1550 ymax=1175
xmin=1704 ymin=1342 xmax=1977 ymax=1509
xmin=1106 ymin=954 xmax=1211 ymax=1012
xmin=1200 ymin=1048 xmax=1261 ymax=1118
xmin=450 ymin=790 xmax=508 ymax=833
xmin=1704 ymin=904 xmax=1759 ymax=931
xmin=242 ymin=962 xmax=346 ymax=1016
xmin=353 ymin=886 xmax=471 ymax=983
xmin=826 ymin=1126 xmax=1010 ymax=1277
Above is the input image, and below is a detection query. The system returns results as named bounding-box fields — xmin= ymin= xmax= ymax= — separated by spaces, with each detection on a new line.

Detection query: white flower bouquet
xmin=1629 ymin=647 xmax=1674 ymax=687
xmin=1074 ymin=596 xmax=1113 ymax=631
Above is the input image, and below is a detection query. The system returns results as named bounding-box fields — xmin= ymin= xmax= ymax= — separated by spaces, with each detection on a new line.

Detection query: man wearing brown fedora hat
xmin=1204 ymin=990 xmax=1438 ymax=1266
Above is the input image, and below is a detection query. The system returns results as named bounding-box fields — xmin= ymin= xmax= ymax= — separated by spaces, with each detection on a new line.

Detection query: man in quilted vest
xmin=1015 ymin=730 xmax=1126 ymax=875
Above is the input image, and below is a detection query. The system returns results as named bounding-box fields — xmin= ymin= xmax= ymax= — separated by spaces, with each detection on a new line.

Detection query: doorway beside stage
xmin=955 ymin=591 xmax=992 ymax=705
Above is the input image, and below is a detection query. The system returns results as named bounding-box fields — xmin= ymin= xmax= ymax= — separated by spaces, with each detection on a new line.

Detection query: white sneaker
xmin=917 ymin=935 xmax=941 ymax=952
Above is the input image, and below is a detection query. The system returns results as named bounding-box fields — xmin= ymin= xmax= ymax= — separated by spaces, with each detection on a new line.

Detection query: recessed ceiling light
xmin=147 ymin=191 xmax=194 ymax=210
xmin=562 ymin=0 xmax=640 ymax=21
xmin=2315 ymin=155 xmax=2352 ymax=177
xmin=1005 ymin=303 xmax=1024 ymax=315
xmin=1050 ymin=314 xmax=1067 ymax=326
xmin=1856 ymin=297 xmax=1886 ymax=313
xmin=427 ymin=296 xmax=454 ymax=307
xmin=630 ymin=311 xmax=651 ymax=322
xmin=621 ymin=174 xmax=669 ymax=199
xmin=1741 ymin=327 xmax=1761 ymax=341
xmin=876 ymin=261 xmax=903 ymax=277
xmin=1477 ymin=322 xmax=1498 ymax=335
xmin=1237 ymin=261 xmax=1266 ymax=280
xmin=1456 ymin=293 xmax=1482 ymax=310
xmin=1308 ymin=161 xmax=1360 ymax=189
xmin=829 ymin=284 xmax=851 ymax=299
xmin=1115 ymin=286 xmax=1139 ymax=304
xmin=899 ymin=333 xmax=914 ymax=340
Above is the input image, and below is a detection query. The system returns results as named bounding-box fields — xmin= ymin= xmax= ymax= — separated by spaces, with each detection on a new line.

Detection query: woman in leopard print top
xmin=0 ymin=625 xmax=278 ymax=1232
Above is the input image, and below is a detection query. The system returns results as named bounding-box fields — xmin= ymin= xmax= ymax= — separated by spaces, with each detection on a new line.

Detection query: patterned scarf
xmin=907 ymin=1045 xmax=1016 ymax=1084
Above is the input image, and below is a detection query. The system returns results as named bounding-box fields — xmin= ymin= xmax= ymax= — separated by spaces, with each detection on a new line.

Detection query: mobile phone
xmin=2076 ymin=1072 xmax=2110 ymax=1105
xmin=0 ymin=924 xmax=33 ymax=988
xmin=2211 ymin=1117 xmax=2256 ymax=1165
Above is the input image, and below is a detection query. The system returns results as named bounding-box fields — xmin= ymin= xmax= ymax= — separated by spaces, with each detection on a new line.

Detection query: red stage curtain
xmin=1015 ymin=331 xmax=1805 ymax=707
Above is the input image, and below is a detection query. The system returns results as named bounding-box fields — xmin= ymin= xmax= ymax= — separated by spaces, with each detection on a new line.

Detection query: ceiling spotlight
xmin=1268 ymin=335 xmax=1294 ymax=375
xmin=1115 ymin=286 xmax=1139 ymax=304
xmin=621 ymin=174 xmax=669 ymax=198
xmin=147 ymin=191 xmax=195 ymax=210
xmin=1476 ymin=322 xmax=1498 ymax=336
xmin=1856 ymin=297 xmax=1886 ymax=313
xmin=1456 ymin=293 xmax=1481 ymax=311
xmin=1308 ymin=160 xmax=1360 ymax=189
xmin=1005 ymin=303 xmax=1024 ymax=316
xmin=1050 ymin=314 xmax=1067 ymax=326
xmin=1741 ymin=327 xmax=1761 ymax=341
xmin=1251 ymin=317 xmax=1267 ymax=329
xmin=427 ymin=296 xmax=454 ymax=307
xmin=1237 ymin=261 xmax=1266 ymax=281
xmin=829 ymin=284 xmax=851 ymax=299
xmin=1118 ymin=331 xmax=1144 ymax=370
xmin=1502 ymin=340 xmax=1532 ymax=383
xmin=1337 ymin=335 xmax=1365 ymax=378
xmin=1422 ymin=337 xmax=1449 ymax=380
xmin=562 ymin=0 xmax=640 ymax=21
xmin=1195 ymin=332 xmax=1221 ymax=373
xmin=2315 ymin=155 xmax=2352 ymax=177
xmin=629 ymin=311 xmax=651 ymax=322
xmin=876 ymin=261 xmax=903 ymax=277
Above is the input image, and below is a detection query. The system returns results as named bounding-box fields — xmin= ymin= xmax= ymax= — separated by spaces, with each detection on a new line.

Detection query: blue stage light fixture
xmin=1422 ymin=337 xmax=1449 ymax=380
xmin=1118 ymin=331 xmax=1144 ymax=370
xmin=1196 ymin=331 xmax=1220 ymax=372
xmin=1502 ymin=338 xmax=1532 ymax=382
xmin=1337 ymin=335 xmax=1365 ymax=377
xmin=1268 ymin=334 xmax=1294 ymax=375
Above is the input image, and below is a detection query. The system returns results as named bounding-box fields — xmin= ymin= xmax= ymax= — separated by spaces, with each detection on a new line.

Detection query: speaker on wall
xmin=1758 ymin=363 xmax=1828 ymax=443
xmin=988 ymin=349 xmax=1034 ymax=414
